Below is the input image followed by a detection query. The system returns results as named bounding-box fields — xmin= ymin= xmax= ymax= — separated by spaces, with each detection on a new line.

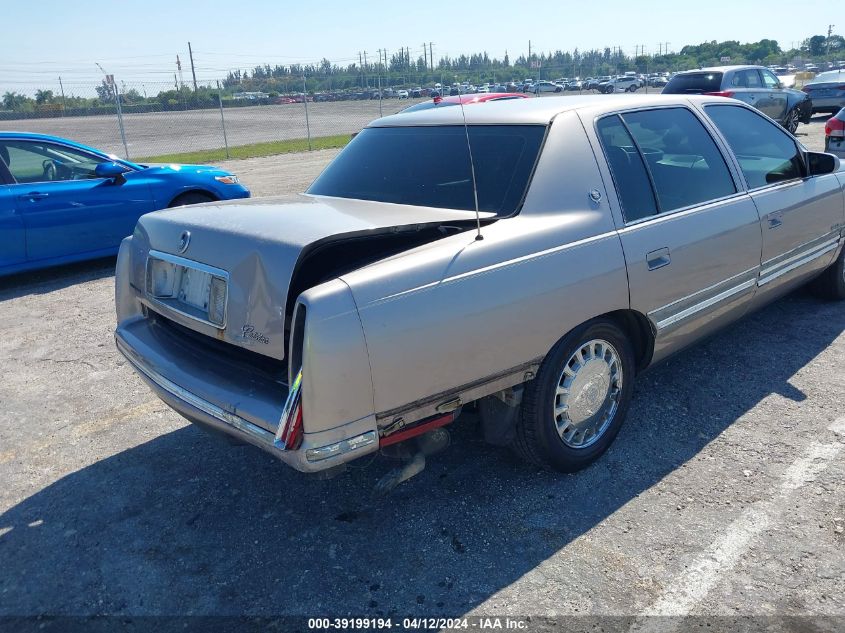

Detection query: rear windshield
xmin=307 ymin=125 xmax=546 ymax=215
xmin=663 ymin=72 xmax=724 ymax=94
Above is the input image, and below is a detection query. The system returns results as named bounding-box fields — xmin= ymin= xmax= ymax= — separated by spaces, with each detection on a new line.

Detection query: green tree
xmin=804 ymin=35 xmax=827 ymax=56
xmin=2 ymin=91 xmax=27 ymax=110
xmin=34 ymin=89 xmax=54 ymax=105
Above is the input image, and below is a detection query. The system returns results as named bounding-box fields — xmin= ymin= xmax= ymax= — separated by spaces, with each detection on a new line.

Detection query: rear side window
xmin=308 ymin=125 xmax=545 ymax=215
xmin=705 ymin=105 xmax=805 ymax=188
xmin=663 ymin=72 xmax=723 ymax=94
xmin=598 ymin=108 xmax=736 ymax=221
xmin=596 ymin=117 xmax=657 ymax=222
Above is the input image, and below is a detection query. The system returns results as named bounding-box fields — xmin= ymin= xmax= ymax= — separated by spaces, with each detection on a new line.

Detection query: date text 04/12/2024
xmin=307 ymin=617 xmax=529 ymax=630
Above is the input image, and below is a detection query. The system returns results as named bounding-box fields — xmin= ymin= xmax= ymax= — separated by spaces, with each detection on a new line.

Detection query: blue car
xmin=0 ymin=132 xmax=250 ymax=276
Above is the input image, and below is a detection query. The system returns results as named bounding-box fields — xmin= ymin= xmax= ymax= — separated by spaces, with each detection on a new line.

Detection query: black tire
xmin=810 ymin=246 xmax=845 ymax=300
xmin=512 ymin=319 xmax=635 ymax=472
xmin=168 ymin=191 xmax=217 ymax=208
xmin=783 ymin=107 xmax=800 ymax=135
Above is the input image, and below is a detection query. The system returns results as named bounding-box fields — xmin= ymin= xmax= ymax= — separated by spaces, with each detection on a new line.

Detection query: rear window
xmin=663 ymin=72 xmax=723 ymax=94
xmin=307 ymin=125 xmax=546 ymax=215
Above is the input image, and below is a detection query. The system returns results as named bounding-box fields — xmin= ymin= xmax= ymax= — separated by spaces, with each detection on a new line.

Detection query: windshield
xmin=307 ymin=125 xmax=546 ymax=215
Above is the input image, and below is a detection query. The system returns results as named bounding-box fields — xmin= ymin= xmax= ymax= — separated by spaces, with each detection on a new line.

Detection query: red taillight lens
xmin=275 ymin=367 xmax=304 ymax=450
xmin=704 ymin=91 xmax=735 ymax=98
xmin=825 ymin=116 xmax=845 ymax=138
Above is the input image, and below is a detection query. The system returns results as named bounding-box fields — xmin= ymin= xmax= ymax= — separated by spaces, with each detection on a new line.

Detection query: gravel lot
xmin=8 ymin=99 xmax=425 ymax=159
xmin=0 ymin=115 xmax=843 ymax=624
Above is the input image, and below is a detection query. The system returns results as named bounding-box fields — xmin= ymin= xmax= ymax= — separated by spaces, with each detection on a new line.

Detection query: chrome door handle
xmin=647 ymin=247 xmax=671 ymax=270
xmin=19 ymin=192 xmax=49 ymax=201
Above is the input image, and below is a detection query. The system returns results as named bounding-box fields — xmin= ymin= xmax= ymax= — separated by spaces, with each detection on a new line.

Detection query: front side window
xmin=597 ymin=108 xmax=736 ymax=222
xmin=0 ymin=141 xmax=106 ymax=184
xmin=307 ymin=125 xmax=546 ymax=215
xmin=705 ymin=104 xmax=805 ymax=189
xmin=760 ymin=70 xmax=780 ymax=89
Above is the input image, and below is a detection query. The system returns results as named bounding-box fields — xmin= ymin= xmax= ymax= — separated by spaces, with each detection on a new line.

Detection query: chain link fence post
xmin=216 ymin=80 xmax=230 ymax=159
xmin=302 ymin=75 xmax=312 ymax=151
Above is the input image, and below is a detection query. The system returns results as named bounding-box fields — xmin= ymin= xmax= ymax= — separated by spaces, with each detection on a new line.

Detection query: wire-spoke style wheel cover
xmin=553 ymin=339 xmax=623 ymax=449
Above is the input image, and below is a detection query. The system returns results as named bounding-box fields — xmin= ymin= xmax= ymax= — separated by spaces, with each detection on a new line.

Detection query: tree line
xmin=3 ymin=35 xmax=844 ymax=113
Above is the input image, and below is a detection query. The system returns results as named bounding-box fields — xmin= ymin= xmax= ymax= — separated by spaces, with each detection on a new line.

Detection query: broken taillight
xmin=275 ymin=367 xmax=303 ymax=450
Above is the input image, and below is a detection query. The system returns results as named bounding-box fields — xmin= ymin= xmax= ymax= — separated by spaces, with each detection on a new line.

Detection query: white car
xmin=604 ymin=77 xmax=640 ymax=93
xmin=396 ymin=90 xmax=409 ymax=99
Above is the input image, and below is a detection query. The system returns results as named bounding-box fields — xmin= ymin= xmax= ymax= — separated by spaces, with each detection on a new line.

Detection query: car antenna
xmin=457 ymin=95 xmax=484 ymax=241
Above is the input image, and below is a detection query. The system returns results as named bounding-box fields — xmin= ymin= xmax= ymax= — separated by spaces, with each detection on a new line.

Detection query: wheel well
xmin=601 ymin=309 xmax=655 ymax=371
xmin=168 ymin=189 xmax=217 ymax=207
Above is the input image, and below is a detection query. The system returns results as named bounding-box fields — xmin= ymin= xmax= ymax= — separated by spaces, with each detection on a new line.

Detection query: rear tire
xmin=810 ymin=246 xmax=845 ymax=300
xmin=168 ymin=191 xmax=217 ymax=208
xmin=512 ymin=319 xmax=635 ymax=472
xmin=783 ymin=107 xmax=800 ymax=135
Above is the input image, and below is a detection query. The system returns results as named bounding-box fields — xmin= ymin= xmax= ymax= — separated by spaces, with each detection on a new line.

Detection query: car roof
xmin=807 ymin=69 xmax=845 ymax=83
xmin=674 ymin=65 xmax=760 ymax=74
xmin=371 ymin=94 xmax=723 ymax=127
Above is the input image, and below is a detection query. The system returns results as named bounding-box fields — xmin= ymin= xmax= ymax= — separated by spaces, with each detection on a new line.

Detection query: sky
xmin=2 ymin=0 xmax=837 ymax=95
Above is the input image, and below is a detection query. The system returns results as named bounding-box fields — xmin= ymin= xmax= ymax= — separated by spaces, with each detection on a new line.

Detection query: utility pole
xmin=176 ymin=55 xmax=184 ymax=89
xmin=827 ymin=25 xmax=835 ymax=56
xmin=528 ymin=40 xmax=532 ymax=60
xmin=423 ymin=43 xmax=427 ymax=71
xmin=429 ymin=42 xmax=434 ymax=71
xmin=363 ymin=51 xmax=368 ymax=88
xmin=188 ymin=41 xmax=198 ymax=91
xmin=58 ymin=76 xmax=66 ymax=117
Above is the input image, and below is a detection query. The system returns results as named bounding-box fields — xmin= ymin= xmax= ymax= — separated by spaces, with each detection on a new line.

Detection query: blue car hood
xmin=140 ymin=163 xmax=230 ymax=176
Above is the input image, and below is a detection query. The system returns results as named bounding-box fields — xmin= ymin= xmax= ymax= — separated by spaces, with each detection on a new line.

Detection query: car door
xmin=0 ymin=155 xmax=25 ymax=270
xmin=591 ymin=106 xmax=763 ymax=363
xmin=704 ymin=103 xmax=844 ymax=306
xmin=758 ymin=68 xmax=789 ymax=122
xmin=726 ymin=68 xmax=765 ymax=111
xmin=1 ymin=139 xmax=155 ymax=262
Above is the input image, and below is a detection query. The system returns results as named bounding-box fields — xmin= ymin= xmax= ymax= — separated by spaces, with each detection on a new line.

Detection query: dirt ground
xmin=0 ymin=114 xmax=843 ymax=624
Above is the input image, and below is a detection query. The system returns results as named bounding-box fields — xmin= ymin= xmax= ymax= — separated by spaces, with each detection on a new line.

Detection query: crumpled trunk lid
xmin=133 ymin=193 xmax=492 ymax=360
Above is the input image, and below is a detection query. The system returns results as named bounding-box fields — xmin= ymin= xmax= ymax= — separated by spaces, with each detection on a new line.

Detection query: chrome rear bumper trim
xmin=115 ymin=335 xmax=278 ymax=449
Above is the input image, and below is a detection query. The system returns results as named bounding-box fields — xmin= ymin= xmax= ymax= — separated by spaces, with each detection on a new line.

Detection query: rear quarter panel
xmin=341 ymin=111 xmax=630 ymax=424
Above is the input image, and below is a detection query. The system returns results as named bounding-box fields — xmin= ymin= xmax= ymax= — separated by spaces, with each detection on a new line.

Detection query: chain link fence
xmin=0 ymin=78 xmax=435 ymax=161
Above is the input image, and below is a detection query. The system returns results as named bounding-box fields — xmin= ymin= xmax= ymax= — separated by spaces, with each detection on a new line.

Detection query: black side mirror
xmin=807 ymin=151 xmax=840 ymax=176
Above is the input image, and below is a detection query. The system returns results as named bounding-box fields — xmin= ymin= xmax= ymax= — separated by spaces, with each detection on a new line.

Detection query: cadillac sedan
xmin=115 ymin=95 xmax=844 ymax=480
xmin=0 ymin=133 xmax=249 ymax=276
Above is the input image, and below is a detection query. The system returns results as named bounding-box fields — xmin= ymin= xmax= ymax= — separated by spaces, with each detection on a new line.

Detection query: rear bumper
xmin=115 ymin=319 xmax=379 ymax=473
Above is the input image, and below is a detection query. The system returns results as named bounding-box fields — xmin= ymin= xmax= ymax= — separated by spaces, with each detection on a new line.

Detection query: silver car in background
xmin=115 ymin=95 xmax=845 ymax=480
xmin=802 ymin=69 xmax=845 ymax=114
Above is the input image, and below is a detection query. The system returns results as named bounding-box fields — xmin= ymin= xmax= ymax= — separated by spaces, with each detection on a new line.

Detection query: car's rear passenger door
xmin=704 ymin=103 xmax=844 ymax=306
xmin=589 ymin=106 xmax=763 ymax=363
xmin=0 ymin=157 xmax=25 ymax=270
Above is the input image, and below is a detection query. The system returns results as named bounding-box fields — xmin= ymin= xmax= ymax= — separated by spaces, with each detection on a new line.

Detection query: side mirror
xmin=807 ymin=151 xmax=841 ymax=176
xmin=95 ymin=161 xmax=127 ymax=181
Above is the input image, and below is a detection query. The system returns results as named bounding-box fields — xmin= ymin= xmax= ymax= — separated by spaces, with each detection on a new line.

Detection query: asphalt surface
xmin=0 ymin=116 xmax=843 ymax=624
